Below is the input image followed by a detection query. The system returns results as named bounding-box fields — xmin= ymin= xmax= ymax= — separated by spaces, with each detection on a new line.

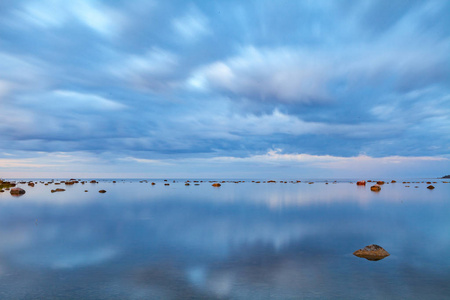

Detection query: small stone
xmin=10 ymin=187 xmax=26 ymax=195
xmin=99 ymin=190 xmax=107 ymax=193
xmin=370 ymin=184 xmax=381 ymax=192
xmin=212 ymin=183 xmax=221 ymax=187
xmin=356 ymin=180 xmax=366 ymax=186
xmin=427 ymin=185 xmax=435 ymax=189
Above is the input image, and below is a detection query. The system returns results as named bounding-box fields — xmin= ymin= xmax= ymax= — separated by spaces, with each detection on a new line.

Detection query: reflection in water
xmin=0 ymin=180 xmax=449 ymax=299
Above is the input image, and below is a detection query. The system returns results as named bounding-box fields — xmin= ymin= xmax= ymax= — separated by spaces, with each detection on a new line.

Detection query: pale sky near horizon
xmin=0 ymin=0 xmax=449 ymax=179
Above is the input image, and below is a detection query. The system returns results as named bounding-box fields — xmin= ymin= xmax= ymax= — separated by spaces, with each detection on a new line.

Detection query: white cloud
xmin=108 ymin=47 xmax=179 ymax=90
xmin=0 ymin=80 xmax=14 ymax=101
xmin=50 ymin=90 xmax=127 ymax=111
xmin=0 ymin=52 xmax=47 ymax=88
xmin=13 ymin=0 xmax=123 ymax=38
xmin=172 ymin=6 xmax=211 ymax=42
xmin=188 ymin=28 xmax=450 ymax=103
xmin=189 ymin=46 xmax=330 ymax=103
xmin=71 ymin=1 xmax=123 ymax=38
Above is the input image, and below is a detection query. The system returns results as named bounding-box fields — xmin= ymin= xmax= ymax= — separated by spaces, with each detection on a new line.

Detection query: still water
xmin=0 ymin=179 xmax=449 ymax=299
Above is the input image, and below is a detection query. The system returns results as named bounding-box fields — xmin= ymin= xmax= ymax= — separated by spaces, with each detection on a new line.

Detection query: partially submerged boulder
xmin=212 ymin=183 xmax=221 ymax=187
xmin=356 ymin=180 xmax=366 ymax=186
xmin=51 ymin=188 xmax=66 ymax=193
xmin=353 ymin=244 xmax=390 ymax=261
xmin=99 ymin=190 xmax=107 ymax=193
xmin=10 ymin=187 xmax=26 ymax=195
xmin=370 ymin=184 xmax=381 ymax=192
xmin=427 ymin=185 xmax=435 ymax=189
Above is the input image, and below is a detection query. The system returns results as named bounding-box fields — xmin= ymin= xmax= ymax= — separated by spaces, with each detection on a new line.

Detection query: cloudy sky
xmin=0 ymin=0 xmax=449 ymax=178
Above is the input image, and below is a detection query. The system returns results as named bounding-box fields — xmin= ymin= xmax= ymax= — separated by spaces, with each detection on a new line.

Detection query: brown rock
xmin=353 ymin=244 xmax=390 ymax=261
xmin=51 ymin=188 xmax=66 ymax=193
xmin=377 ymin=181 xmax=385 ymax=185
xmin=212 ymin=183 xmax=221 ymax=187
xmin=370 ymin=184 xmax=381 ymax=192
xmin=427 ymin=185 xmax=435 ymax=189
xmin=99 ymin=190 xmax=107 ymax=193
xmin=356 ymin=180 xmax=366 ymax=186
xmin=10 ymin=187 xmax=26 ymax=195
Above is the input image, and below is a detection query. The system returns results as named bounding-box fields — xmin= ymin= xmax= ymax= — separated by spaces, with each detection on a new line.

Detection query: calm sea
xmin=0 ymin=178 xmax=449 ymax=299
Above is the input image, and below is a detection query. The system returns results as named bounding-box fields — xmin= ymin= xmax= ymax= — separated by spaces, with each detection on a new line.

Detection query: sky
xmin=0 ymin=0 xmax=449 ymax=179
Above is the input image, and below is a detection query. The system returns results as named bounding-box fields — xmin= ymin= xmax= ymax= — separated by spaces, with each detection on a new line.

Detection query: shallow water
xmin=0 ymin=179 xmax=449 ymax=299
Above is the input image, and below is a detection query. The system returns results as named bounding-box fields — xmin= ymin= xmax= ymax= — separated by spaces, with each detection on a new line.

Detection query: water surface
xmin=0 ymin=179 xmax=449 ymax=299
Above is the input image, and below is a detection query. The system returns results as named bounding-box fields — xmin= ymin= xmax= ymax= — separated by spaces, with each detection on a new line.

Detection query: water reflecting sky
xmin=0 ymin=179 xmax=449 ymax=299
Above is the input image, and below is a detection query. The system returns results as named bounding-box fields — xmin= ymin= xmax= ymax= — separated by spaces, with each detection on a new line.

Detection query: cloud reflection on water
xmin=0 ymin=181 xmax=449 ymax=298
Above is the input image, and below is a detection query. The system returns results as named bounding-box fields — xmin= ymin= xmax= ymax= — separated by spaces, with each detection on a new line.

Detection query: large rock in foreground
xmin=353 ymin=244 xmax=390 ymax=261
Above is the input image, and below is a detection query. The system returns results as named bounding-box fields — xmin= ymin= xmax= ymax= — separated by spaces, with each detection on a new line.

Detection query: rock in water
xmin=99 ymin=190 xmax=107 ymax=193
xmin=353 ymin=244 xmax=390 ymax=261
xmin=427 ymin=185 xmax=435 ymax=189
xmin=10 ymin=187 xmax=26 ymax=195
xmin=370 ymin=184 xmax=381 ymax=192
xmin=356 ymin=180 xmax=366 ymax=185
xmin=212 ymin=183 xmax=221 ymax=187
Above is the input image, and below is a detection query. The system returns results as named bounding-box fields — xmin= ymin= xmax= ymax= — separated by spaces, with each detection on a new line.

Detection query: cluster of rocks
xmin=1 ymin=176 xmax=446 ymax=198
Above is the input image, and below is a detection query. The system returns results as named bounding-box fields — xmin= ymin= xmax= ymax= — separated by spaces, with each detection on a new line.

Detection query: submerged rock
xmin=10 ymin=187 xmax=26 ymax=195
xmin=356 ymin=180 xmax=366 ymax=186
xmin=99 ymin=190 xmax=107 ymax=193
xmin=51 ymin=188 xmax=65 ymax=193
xmin=353 ymin=244 xmax=390 ymax=261
xmin=427 ymin=185 xmax=435 ymax=189
xmin=212 ymin=183 xmax=221 ymax=187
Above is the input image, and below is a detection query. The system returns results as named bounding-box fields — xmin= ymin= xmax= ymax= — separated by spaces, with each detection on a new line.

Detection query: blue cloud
xmin=0 ymin=0 xmax=449 ymax=177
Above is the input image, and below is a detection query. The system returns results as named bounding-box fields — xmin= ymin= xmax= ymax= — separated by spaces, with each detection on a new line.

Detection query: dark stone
xmin=10 ymin=187 xmax=26 ymax=195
